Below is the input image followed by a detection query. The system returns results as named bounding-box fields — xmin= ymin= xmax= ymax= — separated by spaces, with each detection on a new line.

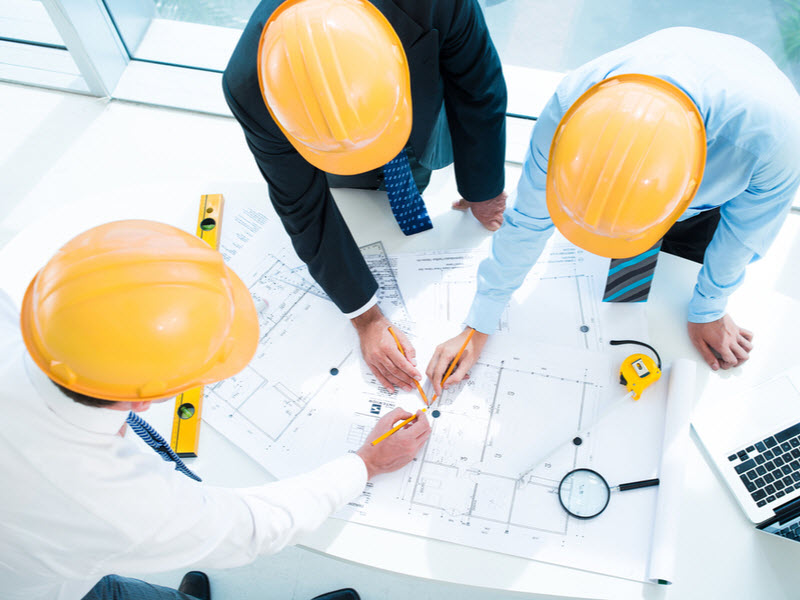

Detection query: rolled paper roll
xmin=646 ymin=358 xmax=697 ymax=585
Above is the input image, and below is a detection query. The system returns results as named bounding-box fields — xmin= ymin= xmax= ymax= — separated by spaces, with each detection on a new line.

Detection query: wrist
xmin=470 ymin=329 xmax=489 ymax=342
xmin=351 ymin=304 xmax=384 ymax=333
xmin=355 ymin=448 xmax=377 ymax=480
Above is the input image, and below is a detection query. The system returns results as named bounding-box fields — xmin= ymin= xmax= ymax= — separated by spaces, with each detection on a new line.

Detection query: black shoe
xmin=178 ymin=571 xmax=210 ymax=600
xmin=311 ymin=589 xmax=360 ymax=600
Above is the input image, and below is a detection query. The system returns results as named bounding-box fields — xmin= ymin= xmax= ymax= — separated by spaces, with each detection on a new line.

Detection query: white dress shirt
xmin=0 ymin=291 xmax=367 ymax=600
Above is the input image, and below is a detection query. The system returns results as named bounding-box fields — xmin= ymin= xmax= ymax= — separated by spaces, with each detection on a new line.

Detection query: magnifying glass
xmin=557 ymin=468 xmax=659 ymax=519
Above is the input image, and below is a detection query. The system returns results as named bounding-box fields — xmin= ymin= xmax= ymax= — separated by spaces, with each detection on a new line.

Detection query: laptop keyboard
xmin=728 ymin=422 xmax=800 ymax=508
xmin=777 ymin=521 xmax=800 ymax=541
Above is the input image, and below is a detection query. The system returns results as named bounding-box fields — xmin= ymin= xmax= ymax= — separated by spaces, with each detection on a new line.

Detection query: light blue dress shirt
xmin=468 ymin=27 xmax=800 ymax=334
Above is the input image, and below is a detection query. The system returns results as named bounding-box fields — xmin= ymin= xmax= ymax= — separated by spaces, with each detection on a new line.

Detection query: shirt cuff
xmin=466 ymin=294 xmax=509 ymax=334
xmin=335 ymin=453 xmax=369 ymax=502
xmin=344 ymin=294 xmax=378 ymax=320
xmin=687 ymin=284 xmax=728 ymax=323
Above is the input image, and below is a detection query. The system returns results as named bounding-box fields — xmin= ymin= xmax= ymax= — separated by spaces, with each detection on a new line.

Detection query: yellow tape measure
xmin=170 ymin=194 xmax=225 ymax=457
xmin=610 ymin=339 xmax=662 ymax=401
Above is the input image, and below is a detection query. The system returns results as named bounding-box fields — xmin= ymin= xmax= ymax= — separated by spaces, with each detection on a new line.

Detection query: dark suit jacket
xmin=223 ymin=0 xmax=507 ymax=313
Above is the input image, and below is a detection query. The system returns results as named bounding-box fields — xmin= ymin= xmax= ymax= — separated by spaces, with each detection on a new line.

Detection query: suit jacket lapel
xmin=371 ymin=0 xmax=424 ymax=46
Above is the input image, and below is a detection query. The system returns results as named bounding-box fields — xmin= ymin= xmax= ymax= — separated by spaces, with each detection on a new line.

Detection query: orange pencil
xmin=429 ymin=327 xmax=475 ymax=405
xmin=370 ymin=408 xmax=428 ymax=446
xmin=372 ymin=327 xmax=475 ymax=446
xmin=387 ymin=326 xmax=428 ymax=405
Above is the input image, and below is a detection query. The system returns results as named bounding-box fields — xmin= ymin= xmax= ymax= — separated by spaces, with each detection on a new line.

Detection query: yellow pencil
xmin=371 ymin=327 xmax=475 ymax=446
xmin=387 ymin=326 xmax=429 ymax=405
xmin=429 ymin=327 xmax=475 ymax=405
xmin=370 ymin=408 xmax=428 ymax=446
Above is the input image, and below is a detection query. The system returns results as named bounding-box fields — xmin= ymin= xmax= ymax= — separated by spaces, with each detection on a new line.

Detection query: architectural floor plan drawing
xmin=344 ymin=348 xmax=611 ymax=533
xmin=202 ymin=197 xmax=665 ymax=582
xmin=392 ymin=243 xmax=604 ymax=351
xmin=204 ymin=205 xmax=406 ymax=463
xmin=333 ymin=345 xmax=668 ymax=583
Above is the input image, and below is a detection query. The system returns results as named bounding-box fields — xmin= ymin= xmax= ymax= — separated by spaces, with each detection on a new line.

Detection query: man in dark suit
xmin=223 ymin=0 xmax=507 ymax=393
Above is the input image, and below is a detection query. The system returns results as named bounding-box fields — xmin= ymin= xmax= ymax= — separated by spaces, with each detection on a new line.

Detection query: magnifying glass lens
xmin=558 ymin=469 xmax=610 ymax=519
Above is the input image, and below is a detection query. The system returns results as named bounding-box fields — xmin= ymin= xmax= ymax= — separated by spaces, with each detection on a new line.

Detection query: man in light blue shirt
xmin=426 ymin=27 xmax=800 ymax=389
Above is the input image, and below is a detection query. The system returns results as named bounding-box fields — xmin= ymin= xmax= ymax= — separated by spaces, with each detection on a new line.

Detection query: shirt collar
xmin=24 ymin=353 xmax=129 ymax=435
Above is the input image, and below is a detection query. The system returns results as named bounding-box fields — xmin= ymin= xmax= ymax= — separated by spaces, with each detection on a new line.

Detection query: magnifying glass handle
xmin=616 ymin=478 xmax=660 ymax=491
xmin=517 ymin=391 xmax=634 ymax=482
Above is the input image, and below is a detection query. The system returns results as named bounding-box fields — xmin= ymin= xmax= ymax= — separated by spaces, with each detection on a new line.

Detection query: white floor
xmin=0 ymin=82 xmax=565 ymax=600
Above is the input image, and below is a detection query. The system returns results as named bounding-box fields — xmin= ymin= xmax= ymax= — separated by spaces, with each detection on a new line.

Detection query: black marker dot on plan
xmin=330 ymin=368 xmax=339 ymax=376
xmin=573 ymin=436 xmax=583 ymax=446
xmin=580 ymin=325 xmax=589 ymax=332
xmin=431 ymin=410 xmax=441 ymax=418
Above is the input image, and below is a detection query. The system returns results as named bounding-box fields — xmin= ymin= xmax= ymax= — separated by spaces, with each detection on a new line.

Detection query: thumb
xmin=451 ymin=198 xmax=469 ymax=211
xmin=696 ymin=340 xmax=720 ymax=371
xmin=382 ymin=407 xmax=412 ymax=424
xmin=444 ymin=356 xmax=472 ymax=389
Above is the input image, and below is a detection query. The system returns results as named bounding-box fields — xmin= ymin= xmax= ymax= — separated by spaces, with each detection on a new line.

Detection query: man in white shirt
xmin=0 ymin=220 xmax=430 ymax=600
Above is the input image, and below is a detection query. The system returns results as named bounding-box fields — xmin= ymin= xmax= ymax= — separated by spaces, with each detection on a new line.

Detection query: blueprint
xmin=391 ymin=244 xmax=603 ymax=351
xmin=202 ymin=197 xmax=665 ymax=582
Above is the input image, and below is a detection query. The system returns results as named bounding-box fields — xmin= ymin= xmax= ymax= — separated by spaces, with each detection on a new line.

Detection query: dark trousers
xmin=661 ymin=208 xmax=721 ymax=264
xmin=82 ymin=575 xmax=200 ymax=600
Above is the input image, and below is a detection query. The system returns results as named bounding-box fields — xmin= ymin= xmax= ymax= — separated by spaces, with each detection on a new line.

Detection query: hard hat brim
xmin=546 ymin=200 xmax=675 ymax=259
xmin=201 ymin=264 xmax=259 ymax=384
xmin=289 ymin=99 xmax=411 ymax=175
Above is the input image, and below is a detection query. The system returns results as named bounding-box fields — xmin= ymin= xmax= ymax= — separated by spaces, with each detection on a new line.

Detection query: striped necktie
xmin=126 ymin=412 xmax=202 ymax=481
xmin=383 ymin=150 xmax=433 ymax=235
xmin=602 ymin=241 xmax=662 ymax=303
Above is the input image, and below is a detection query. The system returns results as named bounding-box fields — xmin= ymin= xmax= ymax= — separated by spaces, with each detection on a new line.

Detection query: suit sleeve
xmin=437 ymin=0 xmax=507 ymax=202
xmin=221 ymin=77 xmax=378 ymax=315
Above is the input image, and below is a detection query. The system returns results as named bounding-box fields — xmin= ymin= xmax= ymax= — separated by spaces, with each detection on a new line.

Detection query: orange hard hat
xmin=546 ymin=74 xmax=706 ymax=258
xmin=257 ymin=0 xmax=412 ymax=175
xmin=20 ymin=220 xmax=259 ymax=402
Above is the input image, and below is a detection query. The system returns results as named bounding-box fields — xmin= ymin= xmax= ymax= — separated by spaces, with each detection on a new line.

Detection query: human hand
xmin=356 ymin=408 xmax=431 ymax=479
xmin=452 ymin=191 xmax=508 ymax=231
xmin=688 ymin=314 xmax=754 ymax=371
xmin=426 ymin=328 xmax=489 ymax=396
xmin=352 ymin=305 xmax=421 ymax=393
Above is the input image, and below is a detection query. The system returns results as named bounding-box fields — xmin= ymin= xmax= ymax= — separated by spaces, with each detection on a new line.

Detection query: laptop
xmin=692 ymin=366 xmax=800 ymax=542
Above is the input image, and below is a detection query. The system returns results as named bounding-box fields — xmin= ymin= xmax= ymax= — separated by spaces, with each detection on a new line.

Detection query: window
xmin=2 ymin=1 xmax=800 ymax=118
xmin=106 ymin=0 xmax=257 ymax=72
xmin=481 ymin=1 xmax=800 ymax=87
xmin=0 ymin=0 xmax=87 ymax=92
xmin=2 ymin=0 xmax=64 ymax=46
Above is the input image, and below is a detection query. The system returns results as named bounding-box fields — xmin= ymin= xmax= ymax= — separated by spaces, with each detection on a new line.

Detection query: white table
xmin=2 ymin=168 xmax=799 ymax=600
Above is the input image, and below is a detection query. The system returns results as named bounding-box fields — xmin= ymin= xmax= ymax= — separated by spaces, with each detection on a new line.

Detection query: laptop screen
xmin=758 ymin=496 xmax=800 ymax=542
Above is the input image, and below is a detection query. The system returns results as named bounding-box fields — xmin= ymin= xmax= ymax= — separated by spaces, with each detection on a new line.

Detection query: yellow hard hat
xmin=546 ymin=74 xmax=706 ymax=258
xmin=257 ymin=0 xmax=412 ymax=175
xmin=20 ymin=220 xmax=259 ymax=402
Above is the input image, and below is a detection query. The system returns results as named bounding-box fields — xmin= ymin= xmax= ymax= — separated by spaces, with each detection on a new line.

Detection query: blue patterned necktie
xmin=603 ymin=241 xmax=663 ymax=302
xmin=383 ymin=150 xmax=433 ymax=235
xmin=126 ymin=412 xmax=202 ymax=481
